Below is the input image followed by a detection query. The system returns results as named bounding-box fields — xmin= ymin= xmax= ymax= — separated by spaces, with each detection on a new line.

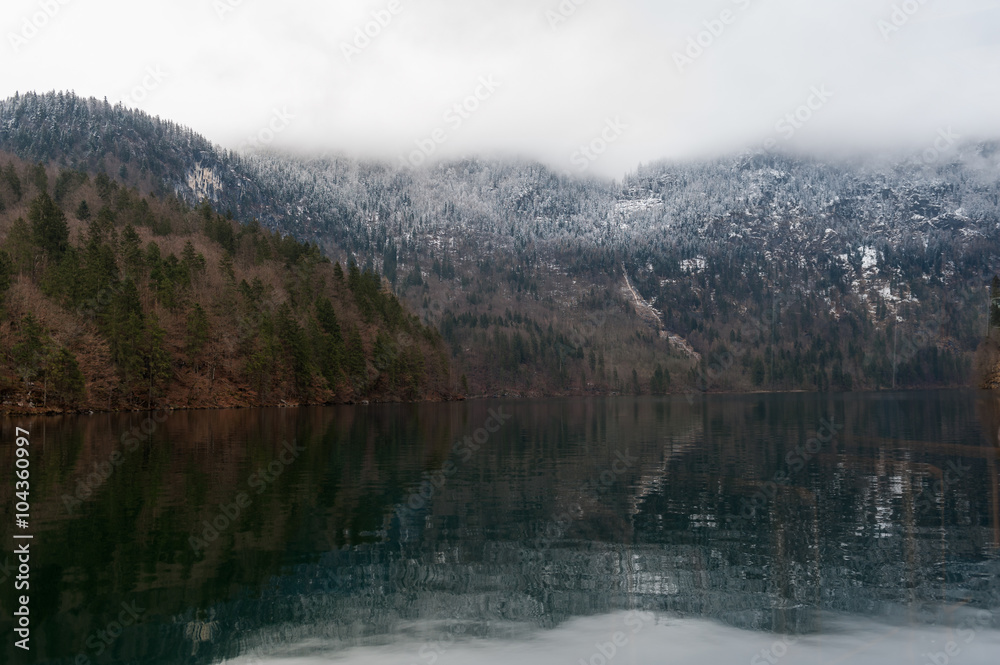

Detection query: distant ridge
xmin=2 ymin=90 xmax=998 ymax=396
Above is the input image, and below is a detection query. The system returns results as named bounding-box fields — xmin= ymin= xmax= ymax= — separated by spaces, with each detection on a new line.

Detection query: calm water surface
xmin=1 ymin=391 xmax=999 ymax=664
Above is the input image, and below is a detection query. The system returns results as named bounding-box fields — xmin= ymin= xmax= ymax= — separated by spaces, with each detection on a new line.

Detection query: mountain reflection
xmin=0 ymin=392 xmax=997 ymax=664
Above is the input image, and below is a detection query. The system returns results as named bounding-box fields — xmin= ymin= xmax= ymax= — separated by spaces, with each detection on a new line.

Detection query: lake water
xmin=2 ymin=391 xmax=999 ymax=664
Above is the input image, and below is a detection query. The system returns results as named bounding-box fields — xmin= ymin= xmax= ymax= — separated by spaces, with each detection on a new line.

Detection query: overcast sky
xmin=3 ymin=0 xmax=1000 ymax=177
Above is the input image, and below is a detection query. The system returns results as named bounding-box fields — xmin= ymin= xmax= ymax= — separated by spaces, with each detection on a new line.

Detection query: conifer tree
xmin=185 ymin=303 xmax=210 ymax=368
xmin=46 ymin=347 xmax=85 ymax=403
xmin=12 ymin=314 xmax=48 ymax=391
xmin=245 ymin=314 xmax=278 ymax=401
xmin=313 ymin=297 xmax=345 ymax=389
xmin=75 ymin=199 xmax=91 ymax=221
xmin=81 ymin=221 xmax=119 ymax=303
xmin=2 ymin=163 xmax=22 ymax=201
xmin=275 ymin=303 xmax=311 ymax=390
xmin=141 ymin=314 xmax=172 ymax=406
xmin=107 ymin=278 xmax=145 ymax=381
xmin=0 ymin=250 xmax=11 ymax=309
xmin=120 ymin=224 xmax=144 ymax=277
xmin=29 ymin=162 xmax=47 ymax=194
xmin=28 ymin=192 xmax=69 ymax=259
xmin=345 ymin=325 xmax=367 ymax=387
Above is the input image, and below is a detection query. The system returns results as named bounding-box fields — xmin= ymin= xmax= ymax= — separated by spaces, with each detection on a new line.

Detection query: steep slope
xmin=2 ymin=90 xmax=998 ymax=397
xmin=0 ymin=153 xmax=453 ymax=414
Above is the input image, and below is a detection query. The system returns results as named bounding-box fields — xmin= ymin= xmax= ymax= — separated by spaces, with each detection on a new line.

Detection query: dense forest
xmin=1 ymin=91 xmax=998 ymax=398
xmin=0 ymin=153 xmax=452 ymax=413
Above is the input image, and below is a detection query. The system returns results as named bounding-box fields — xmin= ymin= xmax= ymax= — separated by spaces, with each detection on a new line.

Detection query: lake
xmin=2 ymin=391 xmax=999 ymax=664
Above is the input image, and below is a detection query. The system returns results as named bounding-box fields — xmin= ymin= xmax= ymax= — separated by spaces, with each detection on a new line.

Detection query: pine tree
xmin=141 ymin=314 xmax=172 ymax=406
xmin=28 ymin=192 xmax=69 ymax=259
xmin=181 ymin=240 xmax=206 ymax=278
xmin=372 ymin=331 xmax=397 ymax=388
xmin=244 ymin=313 xmax=277 ymax=402
xmin=404 ymin=261 xmax=423 ymax=287
xmin=382 ymin=241 xmax=398 ymax=285
xmin=46 ymin=347 xmax=85 ymax=403
xmin=313 ymin=297 xmax=345 ymax=389
xmin=651 ymin=363 xmax=669 ymax=394
xmin=107 ymin=278 xmax=145 ymax=381
xmin=401 ymin=343 xmax=424 ymax=397
xmin=75 ymin=199 xmax=91 ymax=221
xmin=2 ymin=163 xmax=22 ymax=202
xmin=0 ymin=250 xmax=12 ymax=309
xmin=185 ymin=303 xmax=210 ymax=369
xmin=12 ymin=314 xmax=48 ymax=392
xmin=81 ymin=221 xmax=119 ymax=303
xmin=316 ymin=297 xmax=341 ymax=337
xmin=5 ymin=217 xmax=34 ymax=273
xmin=275 ymin=303 xmax=311 ymax=391
xmin=345 ymin=325 xmax=367 ymax=387
xmin=119 ymin=224 xmax=144 ymax=277
xmin=991 ymin=275 xmax=1000 ymax=332
xmin=94 ymin=172 xmax=114 ymax=204
xmin=219 ymin=253 xmax=236 ymax=285
xmin=29 ymin=163 xmax=47 ymax=194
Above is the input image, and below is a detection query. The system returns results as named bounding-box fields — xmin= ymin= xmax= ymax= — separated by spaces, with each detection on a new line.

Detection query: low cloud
xmin=2 ymin=0 xmax=999 ymax=176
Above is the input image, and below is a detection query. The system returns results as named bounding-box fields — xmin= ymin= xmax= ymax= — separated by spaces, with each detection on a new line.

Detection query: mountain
xmin=0 ymin=149 xmax=452 ymax=414
xmin=3 ymin=90 xmax=1000 ymax=398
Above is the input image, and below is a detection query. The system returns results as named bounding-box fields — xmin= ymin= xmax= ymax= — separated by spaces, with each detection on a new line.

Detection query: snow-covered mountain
xmin=3 ymin=91 xmax=998 ymax=394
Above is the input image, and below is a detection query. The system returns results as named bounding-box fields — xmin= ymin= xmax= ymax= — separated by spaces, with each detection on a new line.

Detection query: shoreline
xmin=2 ymin=384 xmax=981 ymax=418
xmin=0 ymin=392 xmax=465 ymax=417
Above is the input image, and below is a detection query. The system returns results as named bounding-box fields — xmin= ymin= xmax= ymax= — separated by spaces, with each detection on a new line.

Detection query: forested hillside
xmin=0 ymin=153 xmax=452 ymax=413
xmin=2 ymin=91 xmax=998 ymax=397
